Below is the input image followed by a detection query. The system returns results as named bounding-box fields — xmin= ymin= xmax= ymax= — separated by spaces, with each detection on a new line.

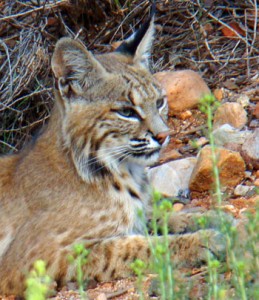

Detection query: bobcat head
xmin=51 ymin=15 xmax=169 ymax=182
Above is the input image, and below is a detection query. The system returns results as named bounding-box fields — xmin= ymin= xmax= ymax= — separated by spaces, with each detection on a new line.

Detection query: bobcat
xmin=0 ymin=15 xmax=226 ymax=297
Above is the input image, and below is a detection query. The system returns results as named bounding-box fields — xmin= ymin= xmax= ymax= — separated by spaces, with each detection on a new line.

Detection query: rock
xmin=219 ymin=204 xmax=238 ymax=216
xmin=223 ymin=143 xmax=242 ymax=153
xmin=236 ymin=94 xmax=250 ymax=107
xmin=178 ymin=110 xmax=192 ymax=120
xmin=213 ymin=102 xmax=247 ymax=130
xmin=159 ymin=148 xmax=182 ymax=163
xmin=252 ymin=102 xmax=259 ymax=119
xmin=96 ymin=293 xmax=107 ymax=300
xmin=213 ymin=124 xmax=251 ymax=147
xmin=223 ymin=79 xmax=239 ymax=90
xmin=196 ymin=137 xmax=209 ymax=147
xmin=189 ymin=146 xmax=245 ymax=192
xmin=244 ymin=171 xmax=252 ymax=178
xmin=148 ymin=157 xmax=197 ymax=197
xmin=249 ymin=119 xmax=259 ymax=128
xmin=173 ymin=203 xmax=184 ymax=212
xmin=241 ymin=128 xmax=259 ymax=169
xmin=213 ymin=88 xmax=224 ymax=101
xmin=234 ymin=185 xmax=254 ymax=197
xmin=154 ymin=70 xmax=210 ymax=114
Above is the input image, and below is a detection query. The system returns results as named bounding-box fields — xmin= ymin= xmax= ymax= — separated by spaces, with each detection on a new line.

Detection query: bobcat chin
xmin=0 ymin=14 xmax=226 ymax=297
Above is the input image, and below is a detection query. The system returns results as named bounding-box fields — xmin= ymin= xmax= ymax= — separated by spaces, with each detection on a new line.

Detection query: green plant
xmin=25 ymin=260 xmax=53 ymax=300
xmin=199 ymin=94 xmax=259 ymax=300
xmin=67 ymin=243 xmax=90 ymax=299
xmin=199 ymin=93 xmax=221 ymax=205
xmin=138 ymin=192 xmax=185 ymax=300
xmin=131 ymin=259 xmax=147 ymax=300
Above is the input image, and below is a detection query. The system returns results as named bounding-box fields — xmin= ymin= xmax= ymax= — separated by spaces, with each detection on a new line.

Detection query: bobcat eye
xmin=117 ymin=107 xmax=139 ymax=119
xmin=156 ymin=98 xmax=165 ymax=109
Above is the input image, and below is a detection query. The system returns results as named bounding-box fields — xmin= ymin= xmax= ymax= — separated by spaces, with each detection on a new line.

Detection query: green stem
xmin=206 ymin=101 xmax=222 ymax=206
xmin=163 ymin=213 xmax=174 ymax=300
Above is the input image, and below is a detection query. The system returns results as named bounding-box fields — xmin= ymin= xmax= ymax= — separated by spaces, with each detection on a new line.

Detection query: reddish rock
xmin=159 ymin=148 xmax=182 ymax=163
xmin=154 ymin=70 xmax=210 ymax=114
xmin=189 ymin=146 xmax=245 ymax=192
xmin=213 ymin=88 xmax=224 ymax=101
xmin=213 ymin=102 xmax=247 ymax=130
xmin=253 ymin=102 xmax=259 ymax=119
xmin=241 ymin=128 xmax=259 ymax=169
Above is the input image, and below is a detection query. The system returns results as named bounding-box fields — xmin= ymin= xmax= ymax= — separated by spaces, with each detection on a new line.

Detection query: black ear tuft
xmin=115 ymin=2 xmax=156 ymax=56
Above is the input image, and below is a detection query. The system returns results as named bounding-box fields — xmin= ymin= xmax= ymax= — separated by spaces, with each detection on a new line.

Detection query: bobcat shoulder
xmin=0 ymin=15 xmax=225 ymax=297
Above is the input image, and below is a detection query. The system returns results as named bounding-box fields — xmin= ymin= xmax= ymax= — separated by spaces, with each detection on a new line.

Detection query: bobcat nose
xmin=155 ymin=131 xmax=170 ymax=145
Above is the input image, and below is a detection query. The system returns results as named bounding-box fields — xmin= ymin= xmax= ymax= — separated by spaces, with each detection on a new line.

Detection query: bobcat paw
xmin=169 ymin=229 xmax=227 ymax=267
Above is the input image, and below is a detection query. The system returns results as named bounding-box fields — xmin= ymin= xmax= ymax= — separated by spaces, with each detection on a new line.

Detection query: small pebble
xmin=244 ymin=171 xmax=252 ymax=178
xmin=96 ymin=293 xmax=107 ymax=300
xmin=173 ymin=203 xmax=184 ymax=212
xmin=236 ymin=94 xmax=250 ymax=107
xmin=249 ymin=119 xmax=259 ymax=128
xmin=178 ymin=110 xmax=192 ymax=120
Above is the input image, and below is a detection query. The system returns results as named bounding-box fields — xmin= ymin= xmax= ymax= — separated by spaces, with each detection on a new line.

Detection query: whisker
xmin=90 ymin=152 xmax=130 ymax=175
xmin=76 ymin=144 xmax=128 ymax=157
xmin=82 ymin=147 xmax=128 ymax=167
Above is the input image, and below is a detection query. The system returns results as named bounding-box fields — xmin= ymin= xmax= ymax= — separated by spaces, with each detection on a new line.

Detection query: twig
xmin=196 ymin=0 xmax=258 ymax=53
xmin=0 ymin=116 xmax=49 ymax=133
xmin=0 ymin=140 xmax=17 ymax=152
xmin=0 ymin=88 xmax=52 ymax=112
xmin=0 ymin=39 xmax=13 ymax=98
xmin=0 ymin=0 xmax=69 ymax=22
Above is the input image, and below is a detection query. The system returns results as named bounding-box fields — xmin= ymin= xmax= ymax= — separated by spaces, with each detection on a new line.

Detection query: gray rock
xmin=234 ymin=184 xmax=256 ymax=197
xmin=213 ymin=124 xmax=252 ymax=147
xmin=249 ymin=119 xmax=259 ymax=128
xmin=241 ymin=128 xmax=259 ymax=169
xmin=236 ymin=94 xmax=250 ymax=107
xmin=148 ymin=157 xmax=197 ymax=197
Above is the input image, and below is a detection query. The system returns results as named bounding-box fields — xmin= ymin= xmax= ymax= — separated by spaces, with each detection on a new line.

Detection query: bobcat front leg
xmin=81 ymin=230 xmax=226 ymax=282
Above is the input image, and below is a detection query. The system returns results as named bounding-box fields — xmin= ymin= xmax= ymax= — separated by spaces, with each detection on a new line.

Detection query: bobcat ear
xmin=51 ymin=38 xmax=108 ymax=95
xmin=115 ymin=5 xmax=155 ymax=69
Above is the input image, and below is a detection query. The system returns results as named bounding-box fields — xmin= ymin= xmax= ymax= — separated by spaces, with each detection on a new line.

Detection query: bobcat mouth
xmin=130 ymin=147 xmax=161 ymax=157
xmin=129 ymin=138 xmax=161 ymax=157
